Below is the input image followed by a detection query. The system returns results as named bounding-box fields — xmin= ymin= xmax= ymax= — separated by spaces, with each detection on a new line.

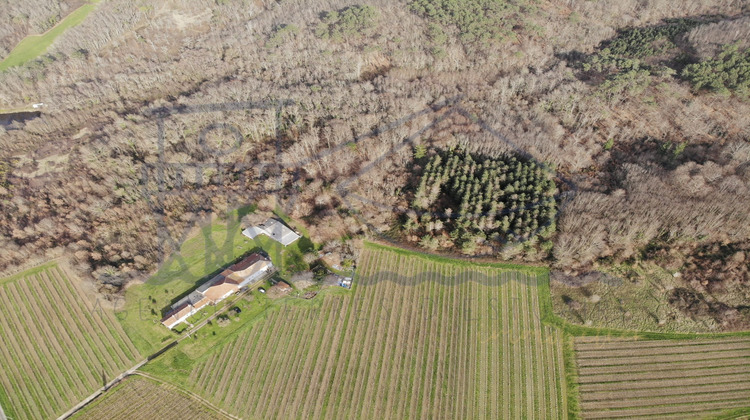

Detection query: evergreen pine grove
xmin=407 ymin=146 xmax=557 ymax=253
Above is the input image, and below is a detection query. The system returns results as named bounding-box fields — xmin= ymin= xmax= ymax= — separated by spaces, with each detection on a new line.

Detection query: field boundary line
xmin=55 ymin=358 xmax=148 ymax=420
xmin=60 ymin=277 xmax=259 ymax=419
xmin=0 ymin=257 xmax=62 ymax=286
xmin=132 ymin=372 xmax=238 ymax=420
xmin=364 ymin=240 xmax=548 ymax=274
xmin=580 ymin=367 xmax=750 ymax=385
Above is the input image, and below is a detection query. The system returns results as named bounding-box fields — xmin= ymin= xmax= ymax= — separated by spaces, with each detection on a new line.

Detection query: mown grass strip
xmin=0 ymin=0 xmax=100 ymax=71
xmin=0 ymin=261 xmax=58 ymax=286
xmin=561 ymin=332 xmax=579 ymax=419
xmin=579 ymin=363 xmax=750 ymax=384
xmin=582 ymin=381 xmax=750 ymax=402
xmin=585 ymin=398 xmax=750 ymax=419
xmin=710 ymin=406 xmax=750 ymax=420
xmin=365 ymin=241 xmax=548 ymax=274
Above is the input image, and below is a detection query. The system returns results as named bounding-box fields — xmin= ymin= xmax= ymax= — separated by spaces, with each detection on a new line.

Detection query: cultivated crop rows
xmin=188 ymin=246 xmax=567 ymax=419
xmin=73 ymin=376 xmax=228 ymax=420
xmin=574 ymin=336 xmax=750 ymax=419
xmin=0 ymin=265 xmax=140 ymax=420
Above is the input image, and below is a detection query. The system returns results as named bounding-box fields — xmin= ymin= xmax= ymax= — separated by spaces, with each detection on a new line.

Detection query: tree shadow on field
xmin=358 ymin=268 xmax=536 ymax=288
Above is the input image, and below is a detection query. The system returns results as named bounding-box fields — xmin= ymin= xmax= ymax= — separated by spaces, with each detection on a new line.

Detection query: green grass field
xmin=116 ymin=207 xmax=259 ymax=355
xmin=116 ymin=205 xmax=315 ymax=356
xmin=0 ymin=0 xmax=100 ymax=71
xmin=0 ymin=262 xmax=140 ymax=420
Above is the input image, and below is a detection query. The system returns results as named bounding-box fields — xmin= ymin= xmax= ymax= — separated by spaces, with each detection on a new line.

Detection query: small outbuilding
xmin=267 ymin=280 xmax=293 ymax=299
xmin=242 ymin=218 xmax=301 ymax=246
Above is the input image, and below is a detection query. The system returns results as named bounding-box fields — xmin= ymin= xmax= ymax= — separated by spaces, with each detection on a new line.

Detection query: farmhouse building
xmin=242 ymin=218 xmax=301 ymax=246
xmin=161 ymin=253 xmax=274 ymax=329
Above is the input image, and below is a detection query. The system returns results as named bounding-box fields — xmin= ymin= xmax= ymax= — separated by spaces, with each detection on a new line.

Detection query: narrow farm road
xmin=0 ymin=400 xmax=7 ymax=420
xmin=57 ymin=284 xmax=260 ymax=420
xmin=55 ymin=359 xmax=149 ymax=420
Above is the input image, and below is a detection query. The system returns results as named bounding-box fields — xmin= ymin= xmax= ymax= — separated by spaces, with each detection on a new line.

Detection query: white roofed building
xmin=242 ymin=218 xmax=301 ymax=246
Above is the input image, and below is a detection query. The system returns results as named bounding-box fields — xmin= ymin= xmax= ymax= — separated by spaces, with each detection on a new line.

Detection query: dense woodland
xmin=0 ymin=0 xmax=748 ymax=328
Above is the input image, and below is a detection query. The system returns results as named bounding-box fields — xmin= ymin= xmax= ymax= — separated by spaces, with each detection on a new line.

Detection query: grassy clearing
xmin=145 ymin=243 xmax=567 ymax=418
xmin=71 ymin=375 xmax=228 ymax=420
xmin=0 ymin=264 xmax=140 ymax=420
xmin=538 ymin=265 xmax=750 ymax=341
xmin=116 ymin=207 xmax=259 ymax=355
xmin=550 ymin=260 xmax=750 ymax=335
xmin=0 ymin=0 xmax=100 ymax=71
xmin=0 ymin=106 xmax=34 ymax=113
xmin=115 ymin=204 xmax=319 ymax=356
